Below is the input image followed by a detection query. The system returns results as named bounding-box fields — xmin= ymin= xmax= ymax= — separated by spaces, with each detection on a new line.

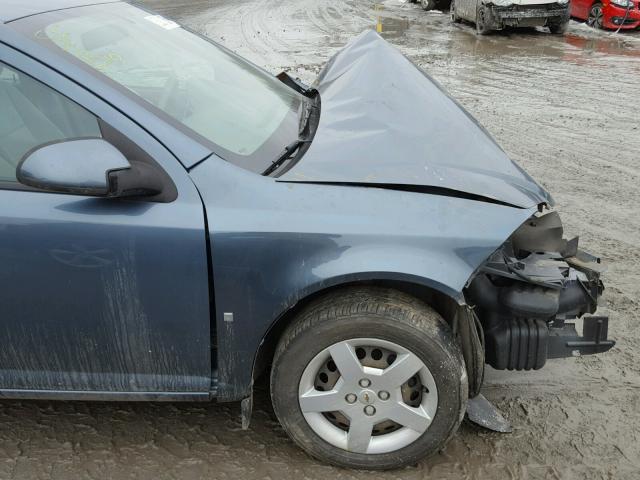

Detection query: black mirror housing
xmin=17 ymin=138 xmax=163 ymax=199
xmin=108 ymin=162 xmax=164 ymax=198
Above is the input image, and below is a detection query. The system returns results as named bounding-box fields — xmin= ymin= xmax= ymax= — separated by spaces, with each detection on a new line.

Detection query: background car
xmin=450 ymin=0 xmax=569 ymax=35
xmin=410 ymin=0 xmax=454 ymax=12
xmin=450 ymin=0 xmax=571 ymax=33
xmin=570 ymin=0 xmax=640 ymax=29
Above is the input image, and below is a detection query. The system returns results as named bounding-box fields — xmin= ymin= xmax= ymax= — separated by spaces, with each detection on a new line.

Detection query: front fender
xmin=190 ymin=157 xmax=536 ymax=401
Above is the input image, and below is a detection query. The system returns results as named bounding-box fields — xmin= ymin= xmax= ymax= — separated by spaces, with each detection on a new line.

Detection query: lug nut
xmin=364 ymin=405 xmax=376 ymax=416
xmin=345 ymin=393 xmax=357 ymax=404
xmin=378 ymin=390 xmax=390 ymax=401
xmin=358 ymin=378 xmax=371 ymax=388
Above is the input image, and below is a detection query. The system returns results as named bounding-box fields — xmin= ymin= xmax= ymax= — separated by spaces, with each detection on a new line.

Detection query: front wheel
xmin=270 ymin=287 xmax=467 ymax=470
xmin=421 ymin=0 xmax=437 ymax=10
xmin=548 ymin=18 xmax=569 ymax=34
xmin=587 ymin=3 xmax=604 ymax=29
xmin=476 ymin=5 xmax=494 ymax=34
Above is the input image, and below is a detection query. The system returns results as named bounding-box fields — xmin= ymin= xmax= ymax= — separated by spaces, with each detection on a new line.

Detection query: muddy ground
xmin=2 ymin=1 xmax=639 ymax=479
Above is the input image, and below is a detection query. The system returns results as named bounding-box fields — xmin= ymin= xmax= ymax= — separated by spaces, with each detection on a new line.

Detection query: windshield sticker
xmin=144 ymin=15 xmax=180 ymax=30
xmin=44 ymin=24 xmax=123 ymax=74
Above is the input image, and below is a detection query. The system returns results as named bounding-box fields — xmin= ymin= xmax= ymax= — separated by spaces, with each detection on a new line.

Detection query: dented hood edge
xmin=279 ymin=30 xmax=554 ymax=209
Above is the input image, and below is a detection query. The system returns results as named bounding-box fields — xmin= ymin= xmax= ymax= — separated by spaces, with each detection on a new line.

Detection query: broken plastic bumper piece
xmin=548 ymin=316 xmax=615 ymax=359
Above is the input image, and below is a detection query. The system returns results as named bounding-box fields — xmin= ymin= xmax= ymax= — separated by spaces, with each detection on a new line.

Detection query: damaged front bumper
xmin=465 ymin=210 xmax=615 ymax=371
xmin=485 ymin=2 xmax=570 ymax=27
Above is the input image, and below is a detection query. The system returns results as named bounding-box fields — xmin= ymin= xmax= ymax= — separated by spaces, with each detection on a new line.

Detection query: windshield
xmin=12 ymin=3 xmax=306 ymax=172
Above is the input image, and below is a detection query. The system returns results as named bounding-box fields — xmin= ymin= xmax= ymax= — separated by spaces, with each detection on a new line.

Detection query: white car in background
xmin=450 ymin=0 xmax=571 ymax=33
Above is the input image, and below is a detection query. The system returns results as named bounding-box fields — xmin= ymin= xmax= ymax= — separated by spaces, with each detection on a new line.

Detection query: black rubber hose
xmin=466 ymin=274 xmax=500 ymax=311
xmin=557 ymin=281 xmax=593 ymax=315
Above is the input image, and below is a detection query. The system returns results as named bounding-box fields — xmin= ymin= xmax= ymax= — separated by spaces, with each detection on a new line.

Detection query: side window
xmin=0 ymin=61 xmax=101 ymax=183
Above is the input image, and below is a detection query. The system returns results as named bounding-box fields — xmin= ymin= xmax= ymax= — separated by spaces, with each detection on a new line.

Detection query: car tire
xmin=270 ymin=286 xmax=468 ymax=470
xmin=451 ymin=0 xmax=462 ymax=22
xmin=421 ymin=0 xmax=437 ymax=10
xmin=587 ymin=2 xmax=604 ymax=29
xmin=548 ymin=19 xmax=569 ymax=34
xmin=476 ymin=5 xmax=494 ymax=34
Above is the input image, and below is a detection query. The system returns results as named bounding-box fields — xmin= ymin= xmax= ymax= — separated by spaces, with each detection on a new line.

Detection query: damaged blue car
xmin=0 ymin=0 xmax=613 ymax=470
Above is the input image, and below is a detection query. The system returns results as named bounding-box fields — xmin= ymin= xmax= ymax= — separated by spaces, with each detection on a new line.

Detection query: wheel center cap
xmin=359 ymin=389 xmax=376 ymax=405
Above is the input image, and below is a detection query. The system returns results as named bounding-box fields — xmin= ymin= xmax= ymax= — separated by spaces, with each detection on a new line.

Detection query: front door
xmin=0 ymin=52 xmax=211 ymax=397
xmin=457 ymin=0 xmax=477 ymax=22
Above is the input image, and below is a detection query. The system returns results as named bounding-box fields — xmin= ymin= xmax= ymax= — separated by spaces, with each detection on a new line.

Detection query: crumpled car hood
xmin=279 ymin=30 xmax=553 ymax=209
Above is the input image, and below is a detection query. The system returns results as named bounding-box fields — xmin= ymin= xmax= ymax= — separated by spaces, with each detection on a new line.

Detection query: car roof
xmin=0 ymin=0 xmax=120 ymax=24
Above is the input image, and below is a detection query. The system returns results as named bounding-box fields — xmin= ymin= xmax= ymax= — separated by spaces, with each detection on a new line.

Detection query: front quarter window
xmin=14 ymin=3 xmax=306 ymax=173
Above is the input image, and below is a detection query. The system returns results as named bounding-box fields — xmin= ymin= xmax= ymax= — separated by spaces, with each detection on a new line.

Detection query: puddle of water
xmin=373 ymin=0 xmax=640 ymax=63
xmin=564 ymin=32 xmax=640 ymax=58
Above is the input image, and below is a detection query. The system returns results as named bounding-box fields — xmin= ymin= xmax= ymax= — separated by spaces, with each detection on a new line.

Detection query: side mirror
xmin=17 ymin=138 xmax=163 ymax=198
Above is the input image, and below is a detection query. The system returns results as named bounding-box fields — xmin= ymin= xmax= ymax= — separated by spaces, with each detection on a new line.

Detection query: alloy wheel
xmin=587 ymin=4 xmax=603 ymax=29
xmin=298 ymin=338 xmax=438 ymax=454
xmin=476 ymin=7 xmax=489 ymax=34
xmin=421 ymin=0 xmax=436 ymax=10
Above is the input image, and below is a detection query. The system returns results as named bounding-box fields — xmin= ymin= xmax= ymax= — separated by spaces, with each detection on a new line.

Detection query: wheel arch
xmin=589 ymin=0 xmax=604 ymax=15
xmin=250 ymin=275 xmax=462 ymax=390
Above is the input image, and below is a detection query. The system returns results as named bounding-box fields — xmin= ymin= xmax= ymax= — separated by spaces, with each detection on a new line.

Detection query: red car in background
xmin=571 ymin=0 xmax=640 ymax=29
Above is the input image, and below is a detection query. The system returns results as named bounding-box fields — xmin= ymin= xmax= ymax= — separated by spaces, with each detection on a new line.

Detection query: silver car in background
xmin=450 ymin=0 xmax=571 ymax=33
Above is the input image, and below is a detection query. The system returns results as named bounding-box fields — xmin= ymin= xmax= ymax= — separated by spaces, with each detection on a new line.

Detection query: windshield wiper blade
xmin=276 ymin=71 xmax=317 ymax=98
xmin=264 ymin=76 xmax=320 ymax=177
xmin=262 ymin=139 xmax=310 ymax=176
